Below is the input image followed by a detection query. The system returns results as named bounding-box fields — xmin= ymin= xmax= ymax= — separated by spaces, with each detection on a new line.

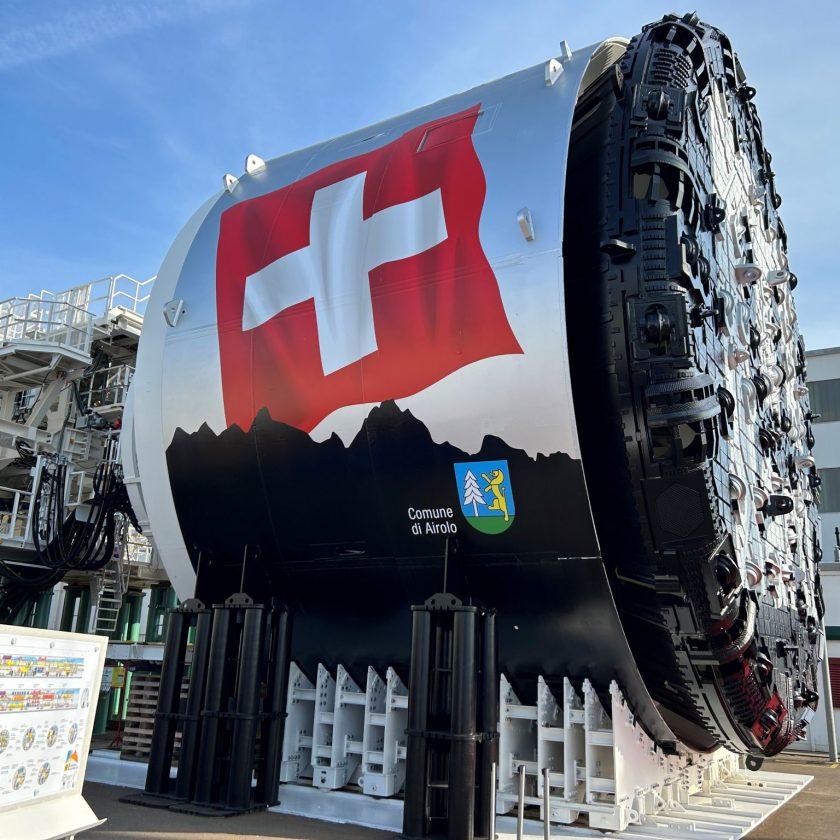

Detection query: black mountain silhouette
xmin=167 ymin=399 xmax=598 ymax=575
xmin=165 ymin=400 xmax=668 ymax=733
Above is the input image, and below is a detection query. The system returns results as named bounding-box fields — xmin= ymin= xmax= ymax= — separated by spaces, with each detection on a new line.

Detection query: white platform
xmin=105 ymin=642 xmax=169 ymax=662
xmin=271 ymin=783 xmax=405 ymax=832
xmin=493 ymin=770 xmax=813 ymax=839
xmin=84 ymin=751 xmax=811 ymax=839
xmin=268 ymin=770 xmax=814 ymax=839
xmin=86 ymin=749 xmax=171 ymax=789
xmin=2 ymin=794 xmax=105 ymax=840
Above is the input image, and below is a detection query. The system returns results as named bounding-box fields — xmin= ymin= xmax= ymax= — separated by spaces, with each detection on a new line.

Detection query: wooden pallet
xmin=120 ymin=670 xmax=190 ymax=762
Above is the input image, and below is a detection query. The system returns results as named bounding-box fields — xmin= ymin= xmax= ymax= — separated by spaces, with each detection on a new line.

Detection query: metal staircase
xmin=94 ymin=547 xmax=129 ymax=635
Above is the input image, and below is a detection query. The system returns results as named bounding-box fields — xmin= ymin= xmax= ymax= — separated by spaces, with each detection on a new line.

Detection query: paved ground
xmin=83 ymin=782 xmax=390 ymax=840
xmin=749 ymin=754 xmax=838 ymax=840
xmin=83 ymin=754 xmax=838 ymax=840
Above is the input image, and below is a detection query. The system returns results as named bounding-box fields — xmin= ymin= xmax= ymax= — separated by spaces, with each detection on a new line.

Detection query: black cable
xmin=28 ymin=456 xmax=132 ymax=574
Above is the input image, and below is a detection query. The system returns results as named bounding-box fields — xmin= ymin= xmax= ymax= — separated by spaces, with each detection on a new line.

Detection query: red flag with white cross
xmin=216 ymin=104 xmax=522 ymax=433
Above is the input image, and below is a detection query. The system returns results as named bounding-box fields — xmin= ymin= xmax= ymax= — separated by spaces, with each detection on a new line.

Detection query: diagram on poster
xmin=0 ymin=627 xmax=103 ymax=813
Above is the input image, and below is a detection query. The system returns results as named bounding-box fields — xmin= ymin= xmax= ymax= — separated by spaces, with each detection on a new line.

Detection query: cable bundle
xmin=0 ymin=454 xmax=138 ymax=623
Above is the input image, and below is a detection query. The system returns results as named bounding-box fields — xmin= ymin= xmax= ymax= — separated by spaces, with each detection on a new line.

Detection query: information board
xmin=0 ymin=625 xmax=106 ymax=839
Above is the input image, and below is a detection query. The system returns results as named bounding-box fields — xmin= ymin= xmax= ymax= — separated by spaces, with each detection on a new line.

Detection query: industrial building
xmin=799 ymin=347 xmax=840 ymax=753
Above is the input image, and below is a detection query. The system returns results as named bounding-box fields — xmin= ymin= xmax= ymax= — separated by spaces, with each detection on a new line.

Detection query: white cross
xmin=242 ymin=171 xmax=448 ymax=375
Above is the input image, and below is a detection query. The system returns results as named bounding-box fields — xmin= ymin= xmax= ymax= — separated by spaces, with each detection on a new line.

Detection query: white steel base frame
xmin=495 ymin=675 xmax=812 ymax=838
xmin=279 ymin=662 xmax=408 ymax=797
xmin=273 ymin=663 xmax=812 ymax=838
xmin=85 ymin=665 xmax=812 ymax=839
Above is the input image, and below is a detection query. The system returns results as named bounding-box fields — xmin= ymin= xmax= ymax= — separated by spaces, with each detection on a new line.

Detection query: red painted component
xmin=751 ymin=690 xmax=793 ymax=753
xmin=830 ymin=658 xmax=840 ymax=708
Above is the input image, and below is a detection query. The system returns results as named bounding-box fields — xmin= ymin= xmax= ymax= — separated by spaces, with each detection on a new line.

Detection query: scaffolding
xmin=0 ymin=484 xmax=32 ymax=543
xmin=79 ymin=364 xmax=134 ymax=418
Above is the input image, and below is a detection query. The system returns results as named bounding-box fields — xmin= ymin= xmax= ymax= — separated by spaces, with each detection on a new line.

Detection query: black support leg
xmin=476 ymin=611 xmax=498 ymax=840
xmin=174 ymin=606 xmax=212 ymax=801
xmin=192 ymin=605 xmax=232 ymax=805
xmin=145 ymin=607 xmax=189 ymax=795
xmin=403 ymin=607 xmax=432 ymax=839
xmin=403 ymin=595 xmax=497 ymax=840
xmin=226 ymin=605 xmax=266 ymax=810
xmin=256 ymin=606 xmax=291 ymax=807
xmin=448 ymin=609 xmax=477 ymax=840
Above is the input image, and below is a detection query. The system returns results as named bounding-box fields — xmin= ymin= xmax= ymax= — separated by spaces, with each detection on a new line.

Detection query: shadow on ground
xmin=83 ymin=782 xmax=391 ymax=840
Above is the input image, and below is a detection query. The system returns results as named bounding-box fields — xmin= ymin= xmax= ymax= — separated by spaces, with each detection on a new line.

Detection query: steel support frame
xmin=402 ymin=594 xmax=498 ymax=840
xmin=136 ymin=594 xmax=291 ymax=816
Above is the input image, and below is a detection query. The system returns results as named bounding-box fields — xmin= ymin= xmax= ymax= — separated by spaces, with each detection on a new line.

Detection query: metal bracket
xmin=245 ymin=153 xmax=266 ymax=175
xmin=545 ymin=41 xmax=572 ymax=86
xmin=734 ymin=263 xmax=763 ymax=285
xmin=163 ymin=299 xmax=186 ymax=327
xmin=517 ymin=207 xmax=535 ymax=242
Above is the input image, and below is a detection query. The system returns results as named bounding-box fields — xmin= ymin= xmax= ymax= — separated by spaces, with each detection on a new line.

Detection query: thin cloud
xmin=0 ymin=0 xmax=249 ymax=71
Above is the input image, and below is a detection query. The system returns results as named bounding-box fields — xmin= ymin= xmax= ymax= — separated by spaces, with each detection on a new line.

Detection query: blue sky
xmin=1 ymin=0 xmax=837 ymax=348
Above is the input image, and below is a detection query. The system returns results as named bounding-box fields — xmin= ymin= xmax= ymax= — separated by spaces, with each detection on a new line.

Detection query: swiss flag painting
xmin=216 ymin=104 xmax=522 ymax=433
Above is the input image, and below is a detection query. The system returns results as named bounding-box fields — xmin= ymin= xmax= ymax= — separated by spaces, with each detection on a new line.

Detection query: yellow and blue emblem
xmin=453 ymin=459 xmax=516 ymax=534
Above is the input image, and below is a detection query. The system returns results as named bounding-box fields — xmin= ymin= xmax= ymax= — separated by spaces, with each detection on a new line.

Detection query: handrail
xmin=0 ymin=484 xmax=31 ymax=497
xmin=79 ymin=364 xmax=134 ymax=412
xmin=0 ymin=484 xmax=33 ymax=542
xmin=125 ymin=528 xmax=154 ymax=566
xmin=0 ymin=297 xmax=94 ymax=355
xmin=1 ymin=274 xmax=155 ymax=324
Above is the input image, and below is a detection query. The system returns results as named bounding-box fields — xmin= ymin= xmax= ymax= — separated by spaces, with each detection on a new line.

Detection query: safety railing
xmin=79 ymin=364 xmax=134 ymax=414
xmin=0 ymin=297 xmax=94 ymax=357
xmin=125 ymin=527 xmax=154 ymax=566
xmin=64 ymin=468 xmax=90 ymax=509
xmin=0 ymin=485 xmax=33 ymax=543
xmin=35 ymin=274 xmax=154 ymax=320
xmin=10 ymin=388 xmax=37 ymax=424
xmin=60 ymin=428 xmax=93 ymax=462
